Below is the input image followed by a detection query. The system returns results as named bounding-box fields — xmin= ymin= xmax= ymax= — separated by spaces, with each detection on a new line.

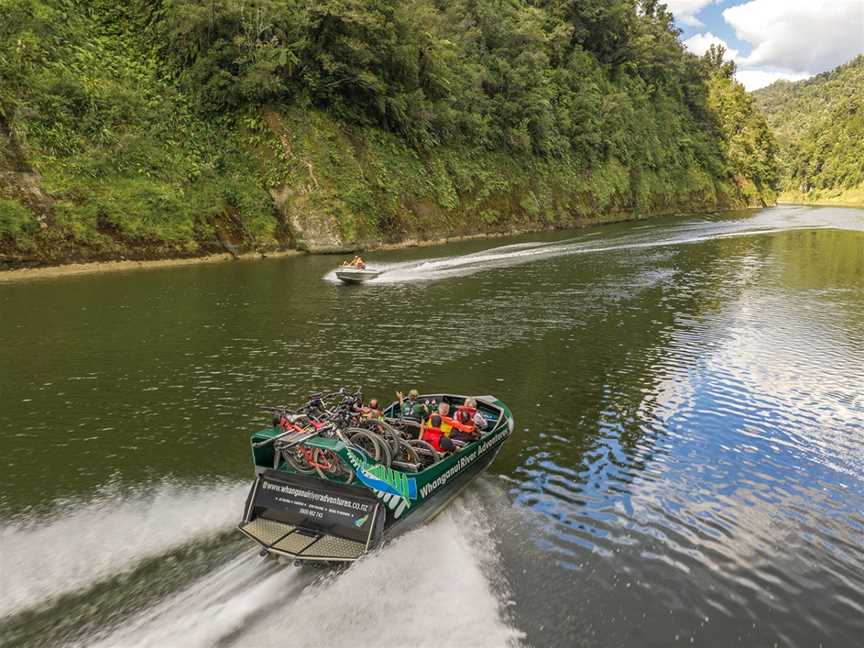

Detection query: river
xmin=1 ymin=205 xmax=863 ymax=647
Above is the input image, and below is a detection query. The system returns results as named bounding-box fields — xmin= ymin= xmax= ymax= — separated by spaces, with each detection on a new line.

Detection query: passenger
xmin=420 ymin=414 xmax=456 ymax=453
xmin=450 ymin=408 xmax=482 ymax=443
xmin=453 ymin=408 xmax=475 ymax=434
xmin=362 ymin=398 xmax=383 ymax=419
xmin=428 ymin=402 xmax=477 ymax=443
xmin=397 ymin=388 xmax=426 ymax=421
xmin=456 ymin=397 xmax=488 ymax=432
xmin=397 ymin=388 xmax=426 ymax=437
xmin=435 ymin=401 xmax=454 ymax=435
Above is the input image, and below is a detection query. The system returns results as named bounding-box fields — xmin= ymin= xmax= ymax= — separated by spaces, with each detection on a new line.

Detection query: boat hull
xmin=335 ymin=268 xmax=381 ymax=284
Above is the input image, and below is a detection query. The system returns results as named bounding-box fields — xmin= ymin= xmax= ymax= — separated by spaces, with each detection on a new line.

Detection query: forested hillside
xmin=0 ymin=0 xmax=777 ymax=267
xmin=753 ymin=56 xmax=864 ymax=205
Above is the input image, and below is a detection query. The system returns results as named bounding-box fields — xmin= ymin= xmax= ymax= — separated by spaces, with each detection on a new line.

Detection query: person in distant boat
xmin=343 ymin=255 xmax=366 ymax=269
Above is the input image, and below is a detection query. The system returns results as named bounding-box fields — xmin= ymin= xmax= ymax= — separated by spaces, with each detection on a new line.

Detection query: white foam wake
xmin=92 ymin=495 xmax=524 ymax=648
xmin=0 ymin=479 xmax=248 ymax=618
xmin=324 ymin=206 xmax=859 ymax=286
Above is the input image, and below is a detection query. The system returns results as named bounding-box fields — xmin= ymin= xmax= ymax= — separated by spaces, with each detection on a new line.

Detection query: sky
xmin=665 ymin=0 xmax=864 ymax=90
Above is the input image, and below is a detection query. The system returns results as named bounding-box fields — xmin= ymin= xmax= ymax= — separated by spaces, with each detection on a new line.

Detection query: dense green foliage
xmin=0 ymin=0 xmax=777 ymax=264
xmin=753 ymin=56 xmax=864 ymax=202
xmin=0 ymin=0 xmax=277 ymax=258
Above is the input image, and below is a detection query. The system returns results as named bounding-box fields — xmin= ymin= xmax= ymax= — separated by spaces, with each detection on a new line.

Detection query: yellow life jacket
xmin=428 ymin=414 xmax=453 ymax=436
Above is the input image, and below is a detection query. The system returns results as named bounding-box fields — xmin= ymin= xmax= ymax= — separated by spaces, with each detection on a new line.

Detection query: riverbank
xmin=0 ymin=204 xmax=753 ymax=282
xmin=0 ymin=226 xmax=562 ymax=282
xmin=778 ymin=185 xmax=864 ymax=208
xmin=0 ymin=250 xmax=301 ymax=283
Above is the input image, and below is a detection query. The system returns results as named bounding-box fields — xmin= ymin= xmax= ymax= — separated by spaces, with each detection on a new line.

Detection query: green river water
xmin=1 ymin=205 xmax=863 ymax=647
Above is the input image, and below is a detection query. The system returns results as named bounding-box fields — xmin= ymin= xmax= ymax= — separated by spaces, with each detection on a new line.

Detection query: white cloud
xmin=734 ymin=69 xmax=813 ymax=92
xmin=724 ymin=0 xmax=864 ymax=74
xmin=683 ymin=32 xmax=740 ymax=60
xmin=683 ymin=32 xmax=813 ymax=90
xmin=665 ymin=0 xmax=716 ymax=27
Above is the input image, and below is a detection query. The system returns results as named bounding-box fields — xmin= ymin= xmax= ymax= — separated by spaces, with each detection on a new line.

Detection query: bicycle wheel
xmin=392 ymin=438 xmax=421 ymax=471
xmin=407 ymin=439 xmax=440 ymax=467
xmin=282 ymin=445 xmax=315 ymax=474
xmin=348 ymin=428 xmax=392 ymax=467
xmin=348 ymin=429 xmax=383 ymax=460
xmin=379 ymin=424 xmax=404 ymax=457
xmin=313 ymin=448 xmax=355 ymax=484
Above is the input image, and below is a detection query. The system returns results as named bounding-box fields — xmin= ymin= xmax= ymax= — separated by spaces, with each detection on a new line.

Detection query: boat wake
xmin=1 ymin=479 xmax=523 ymax=647
xmin=86 ymin=490 xmax=523 ymax=648
xmin=0 ymin=479 xmax=248 ymax=618
xmin=323 ymin=206 xmax=863 ymax=285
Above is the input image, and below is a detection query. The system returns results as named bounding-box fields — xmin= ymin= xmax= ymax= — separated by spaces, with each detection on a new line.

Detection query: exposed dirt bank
xmin=0 ymin=250 xmax=300 ymax=283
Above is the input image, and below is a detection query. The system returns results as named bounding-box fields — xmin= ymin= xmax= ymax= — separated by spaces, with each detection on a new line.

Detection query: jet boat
xmin=334 ymin=267 xmax=382 ymax=284
xmin=238 ymin=390 xmax=514 ymax=563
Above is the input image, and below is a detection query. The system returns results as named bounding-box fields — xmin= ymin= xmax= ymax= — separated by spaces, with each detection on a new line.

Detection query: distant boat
xmin=335 ymin=267 xmax=382 ymax=284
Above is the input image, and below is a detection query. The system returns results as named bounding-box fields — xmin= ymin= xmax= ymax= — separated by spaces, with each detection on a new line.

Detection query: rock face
xmin=263 ymin=109 xmax=353 ymax=254
xmin=0 ymin=171 xmax=52 ymax=230
xmin=270 ymin=184 xmax=349 ymax=253
xmin=0 ymin=118 xmax=51 ymax=231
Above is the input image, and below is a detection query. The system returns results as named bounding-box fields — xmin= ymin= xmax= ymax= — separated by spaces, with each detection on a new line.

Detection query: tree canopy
xmin=0 ymin=0 xmax=780 ymax=260
xmin=753 ymin=56 xmax=864 ymax=194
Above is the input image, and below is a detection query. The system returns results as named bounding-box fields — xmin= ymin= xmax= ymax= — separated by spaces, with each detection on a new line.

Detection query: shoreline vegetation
xmin=753 ymin=56 xmax=864 ymax=205
xmin=0 ymin=204 xmax=763 ymax=282
xmin=777 ymin=187 xmax=864 ymax=209
xmin=1 ymin=1 xmax=779 ymax=272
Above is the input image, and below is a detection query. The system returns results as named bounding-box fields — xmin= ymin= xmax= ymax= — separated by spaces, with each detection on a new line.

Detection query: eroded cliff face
xmin=0 ymin=105 xmax=769 ymax=270
xmin=251 ymin=107 xmax=766 ymax=256
xmin=0 ymin=120 xmax=53 ymax=264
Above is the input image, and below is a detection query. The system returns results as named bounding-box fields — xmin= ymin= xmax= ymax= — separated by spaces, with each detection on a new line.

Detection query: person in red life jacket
xmin=451 ymin=408 xmax=477 ymax=441
xmin=455 ymin=397 xmax=488 ymax=433
xmin=427 ymin=402 xmax=477 ymax=444
xmin=420 ymin=414 xmax=456 ymax=453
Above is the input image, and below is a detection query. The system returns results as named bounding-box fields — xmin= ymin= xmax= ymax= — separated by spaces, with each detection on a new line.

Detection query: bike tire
xmin=349 ymin=428 xmax=392 ymax=467
xmin=284 ymin=446 xmax=315 ymax=474
xmin=407 ymin=439 xmax=440 ymax=466
xmin=313 ymin=448 xmax=355 ymax=484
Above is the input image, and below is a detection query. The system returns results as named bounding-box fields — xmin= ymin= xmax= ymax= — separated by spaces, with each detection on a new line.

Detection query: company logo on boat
xmin=418 ymin=427 xmax=510 ymax=499
xmin=345 ymin=447 xmax=418 ymax=504
xmin=353 ymin=513 xmax=369 ymax=527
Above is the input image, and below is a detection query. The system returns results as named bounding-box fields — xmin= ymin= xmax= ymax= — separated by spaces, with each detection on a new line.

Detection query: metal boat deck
xmin=239 ymin=517 xmax=368 ymax=562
